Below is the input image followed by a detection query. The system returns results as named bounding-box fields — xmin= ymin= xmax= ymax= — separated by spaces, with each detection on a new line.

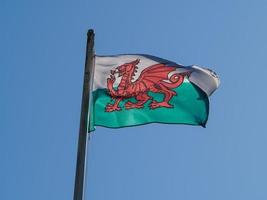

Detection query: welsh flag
xmin=89 ymin=54 xmax=219 ymax=131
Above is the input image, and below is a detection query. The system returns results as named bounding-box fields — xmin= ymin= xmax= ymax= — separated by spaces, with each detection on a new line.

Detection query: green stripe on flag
xmin=89 ymin=82 xmax=209 ymax=131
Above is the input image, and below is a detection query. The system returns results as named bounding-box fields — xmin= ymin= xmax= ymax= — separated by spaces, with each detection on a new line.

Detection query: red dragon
xmin=105 ymin=59 xmax=191 ymax=112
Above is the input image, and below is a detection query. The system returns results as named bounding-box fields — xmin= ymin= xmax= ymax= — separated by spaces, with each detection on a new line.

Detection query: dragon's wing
xmin=134 ymin=64 xmax=176 ymax=88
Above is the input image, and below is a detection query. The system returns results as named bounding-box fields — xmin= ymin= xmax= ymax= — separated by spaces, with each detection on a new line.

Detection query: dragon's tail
xmin=160 ymin=71 xmax=191 ymax=89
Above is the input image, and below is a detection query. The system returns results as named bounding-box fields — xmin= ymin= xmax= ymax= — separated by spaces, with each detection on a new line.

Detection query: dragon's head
xmin=111 ymin=59 xmax=140 ymax=77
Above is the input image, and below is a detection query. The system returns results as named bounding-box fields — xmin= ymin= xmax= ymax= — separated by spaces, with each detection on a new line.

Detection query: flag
xmin=89 ymin=54 xmax=219 ymax=131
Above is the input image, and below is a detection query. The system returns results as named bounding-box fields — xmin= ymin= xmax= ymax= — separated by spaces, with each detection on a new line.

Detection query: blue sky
xmin=1 ymin=0 xmax=267 ymax=199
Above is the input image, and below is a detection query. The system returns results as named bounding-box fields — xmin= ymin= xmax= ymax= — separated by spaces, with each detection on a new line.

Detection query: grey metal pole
xmin=73 ymin=29 xmax=95 ymax=200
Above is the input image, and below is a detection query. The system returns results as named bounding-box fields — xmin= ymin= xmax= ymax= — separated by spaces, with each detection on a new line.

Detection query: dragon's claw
xmin=150 ymin=101 xmax=173 ymax=109
xmin=125 ymin=101 xmax=144 ymax=109
xmin=105 ymin=103 xmax=121 ymax=112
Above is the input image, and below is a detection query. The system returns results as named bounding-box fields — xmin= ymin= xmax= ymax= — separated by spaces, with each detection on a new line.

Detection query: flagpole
xmin=73 ymin=29 xmax=95 ymax=200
